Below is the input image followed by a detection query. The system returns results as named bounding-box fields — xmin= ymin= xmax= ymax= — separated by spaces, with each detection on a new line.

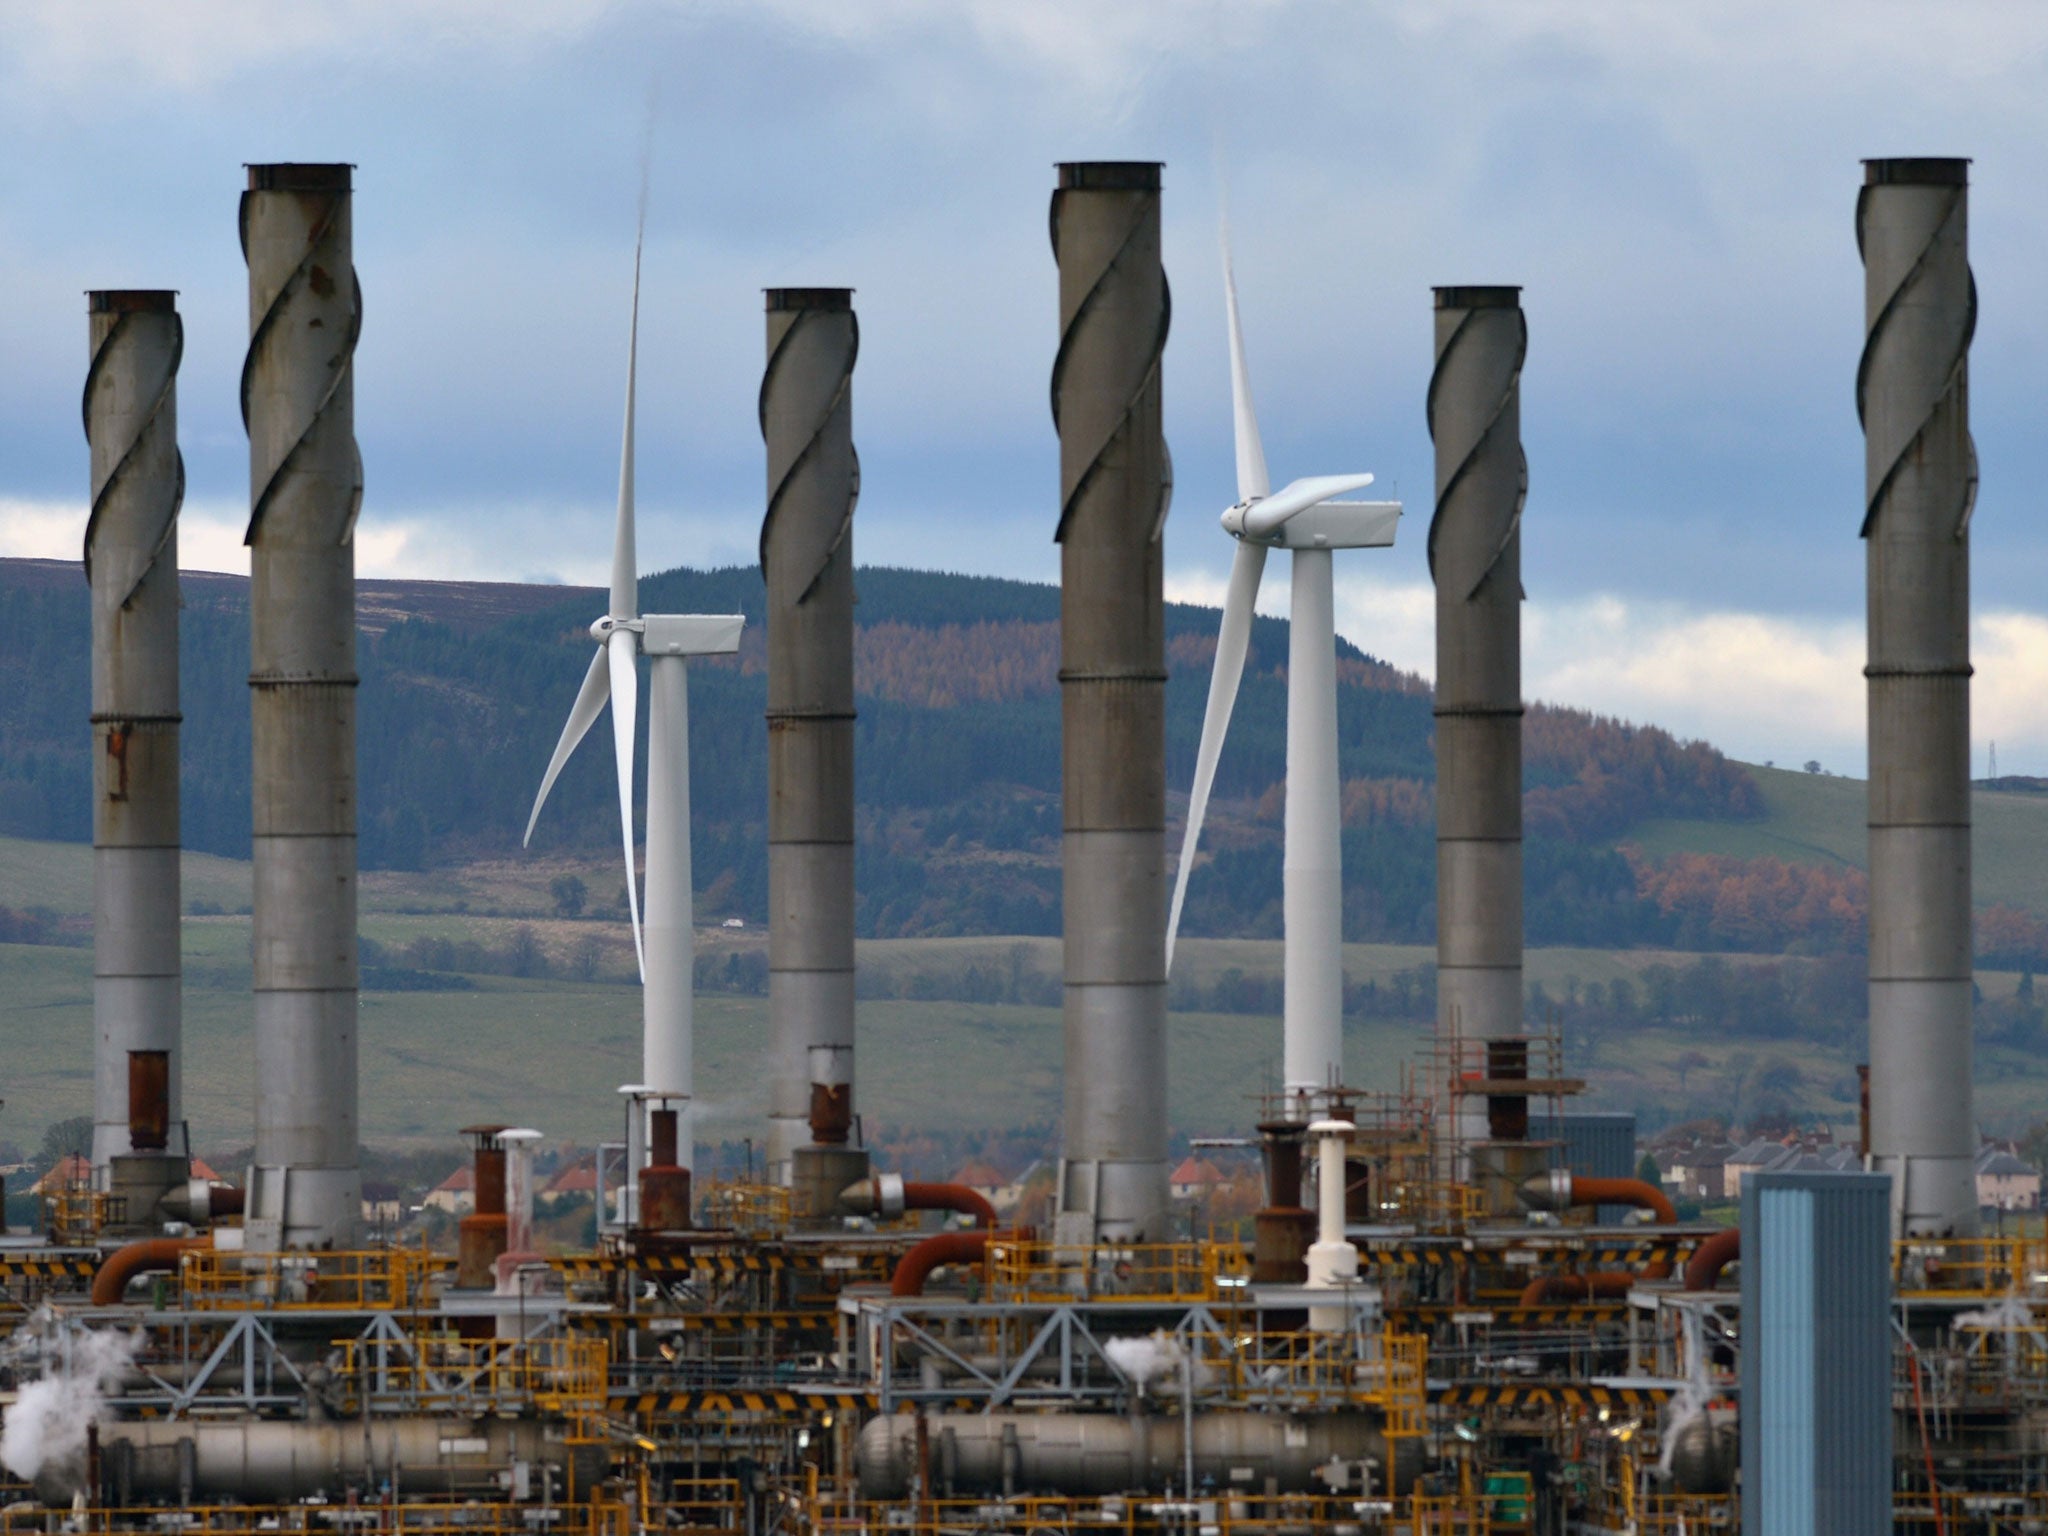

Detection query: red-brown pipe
xmin=891 ymin=1230 xmax=993 ymax=1297
xmin=1516 ymin=1174 xmax=1681 ymax=1305
xmin=91 ymin=1237 xmax=204 ymax=1306
xmin=1563 ymin=1175 xmax=1677 ymax=1225
xmin=902 ymin=1182 xmax=997 ymax=1228
xmin=1684 ymin=1227 xmax=1741 ymax=1291
xmin=1519 ymin=1271 xmax=1636 ymax=1305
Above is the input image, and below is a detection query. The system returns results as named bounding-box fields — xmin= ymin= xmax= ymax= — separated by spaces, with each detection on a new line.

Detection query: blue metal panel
xmin=1532 ymin=1111 xmax=1636 ymax=1221
xmin=1741 ymin=1170 xmax=1890 ymax=1536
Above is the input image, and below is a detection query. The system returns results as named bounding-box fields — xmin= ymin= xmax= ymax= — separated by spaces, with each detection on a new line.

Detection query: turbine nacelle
xmin=1222 ymin=491 xmax=1403 ymax=551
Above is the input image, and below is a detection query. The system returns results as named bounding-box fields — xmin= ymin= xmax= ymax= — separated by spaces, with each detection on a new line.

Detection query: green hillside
xmin=0 ymin=555 xmax=1761 ymax=952
xmin=8 ymin=821 xmax=2048 ymax=1159
xmin=1634 ymin=763 xmax=2048 ymax=917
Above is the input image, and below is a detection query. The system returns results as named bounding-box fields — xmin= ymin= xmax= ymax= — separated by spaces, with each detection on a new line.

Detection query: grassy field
xmin=10 ymin=777 xmax=2048 ymax=1164
xmin=0 ymin=932 xmax=1444 ymax=1154
xmin=1633 ymin=763 xmax=2048 ymax=915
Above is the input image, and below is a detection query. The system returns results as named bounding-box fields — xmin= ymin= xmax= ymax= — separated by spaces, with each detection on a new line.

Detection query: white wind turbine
xmin=525 ymin=241 xmax=743 ymax=1177
xmin=1166 ymin=229 xmax=1401 ymax=1116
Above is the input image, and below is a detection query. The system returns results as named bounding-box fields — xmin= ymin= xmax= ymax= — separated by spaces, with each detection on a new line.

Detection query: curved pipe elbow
xmin=1568 ymin=1176 xmax=1678 ymax=1225
xmin=1519 ymin=1271 xmax=1635 ymax=1306
xmin=841 ymin=1175 xmax=996 ymax=1228
xmin=1684 ymin=1227 xmax=1740 ymax=1291
xmin=1519 ymin=1172 xmax=1676 ymax=1225
xmin=891 ymin=1230 xmax=993 ymax=1297
xmin=901 ymin=1182 xmax=997 ymax=1228
xmin=92 ymin=1237 xmax=205 ymax=1306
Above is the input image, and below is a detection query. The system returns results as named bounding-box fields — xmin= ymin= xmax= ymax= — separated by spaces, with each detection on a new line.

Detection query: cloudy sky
xmin=3 ymin=1 xmax=2045 ymax=774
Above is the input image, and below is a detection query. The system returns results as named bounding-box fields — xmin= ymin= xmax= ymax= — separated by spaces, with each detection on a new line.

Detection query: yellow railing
xmin=181 ymin=1245 xmax=444 ymax=1310
xmin=1371 ymin=1181 xmax=1486 ymax=1229
xmin=984 ymin=1238 xmax=1250 ymax=1303
xmin=1894 ymin=1488 xmax=2048 ymax=1530
xmin=1893 ymin=1236 xmax=2047 ymax=1297
xmin=700 ymin=1181 xmax=793 ymax=1237
xmin=40 ymin=1187 xmax=121 ymax=1246
xmin=1600 ymin=1493 xmax=1737 ymax=1533
xmin=647 ymin=1480 xmax=747 ymax=1532
xmin=0 ymin=1501 xmax=642 ymax=1536
xmin=1197 ymin=1327 xmax=1427 ymax=1422
xmin=332 ymin=1331 xmax=608 ymax=1412
xmin=801 ymin=1494 xmax=1416 ymax=1536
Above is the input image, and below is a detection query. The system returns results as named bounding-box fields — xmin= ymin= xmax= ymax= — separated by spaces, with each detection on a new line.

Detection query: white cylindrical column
xmin=1283 ymin=547 xmax=1343 ymax=1109
xmin=499 ymin=1128 xmax=543 ymax=1263
xmin=1305 ymin=1118 xmax=1358 ymax=1333
xmin=643 ymin=654 xmax=696 ymax=1171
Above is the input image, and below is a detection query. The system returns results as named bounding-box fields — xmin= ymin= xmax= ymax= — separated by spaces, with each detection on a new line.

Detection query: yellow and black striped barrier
xmin=1435 ymin=1384 xmax=1671 ymax=1409
xmin=616 ymin=1389 xmax=880 ymax=1415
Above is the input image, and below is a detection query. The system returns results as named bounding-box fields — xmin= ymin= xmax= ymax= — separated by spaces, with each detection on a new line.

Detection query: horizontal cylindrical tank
xmin=856 ymin=1410 xmax=1407 ymax=1499
xmin=96 ymin=1417 xmax=595 ymax=1503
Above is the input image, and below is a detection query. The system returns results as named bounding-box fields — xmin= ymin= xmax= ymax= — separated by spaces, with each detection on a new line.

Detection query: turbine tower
xmin=1167 ymin=231 xmax=1400 ymax=1119
xmin=525 ymin=242 xmax=742 ymax=1177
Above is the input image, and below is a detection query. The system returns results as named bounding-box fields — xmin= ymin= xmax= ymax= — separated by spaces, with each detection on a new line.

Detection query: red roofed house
xmin=950 ymin=1160 xmax=1009 ymax=1210
xmin=423 ymin=1164 xmax=475 ymax=1215
xmin=543 ymin=1157 xmax=598 ymax=1205
xmin=29 ymin=1155 xmax=91 ymax=1196
xmin=1169 ymin=1157 xmax=1227 ymax=1201
xmin=543 ymin=1156 xmax=625 ymax=1219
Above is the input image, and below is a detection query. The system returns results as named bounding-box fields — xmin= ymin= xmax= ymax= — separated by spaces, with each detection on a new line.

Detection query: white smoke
xmin=0 ymin=1314 xmax=140 ymax=1485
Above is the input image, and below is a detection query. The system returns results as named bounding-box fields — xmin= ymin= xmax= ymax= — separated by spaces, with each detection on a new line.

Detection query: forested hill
xmin=0 ymin=555 xmax=1761 ymax=945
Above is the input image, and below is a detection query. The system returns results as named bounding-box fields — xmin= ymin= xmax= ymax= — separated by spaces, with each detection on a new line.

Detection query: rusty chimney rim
xmin=1863 ymin=157 xmax=1970 ymax=186
xmin=245 ymin=163 xmax=354 ymax=192
xmin=765 ymin=288 xmax=853 ymax=312
xmin=87 ymin=290 xmax=178 ymax=313
xmin=1057 ymin=161 xmax=1162 ymax=191
xmin=1434 ymin=286 xmax=1523 ymax=309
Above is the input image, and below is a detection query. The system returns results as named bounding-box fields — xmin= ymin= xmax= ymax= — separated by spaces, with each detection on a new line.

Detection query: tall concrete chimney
xmin=241 ymin=163 xmax=362 ymax=1250
xmin=1428 ymin=287 xmax=1526 ymax=1151
xmin=759 ymin=286 xmax=864 ymax=1202
xmin=1858 ymin=158 xmax=1978 ymax=1238
xmin=1050 ymin=162 xmax=1171 ymax=1245
xmin=84 ymin=290 xmax=185 ymax=1180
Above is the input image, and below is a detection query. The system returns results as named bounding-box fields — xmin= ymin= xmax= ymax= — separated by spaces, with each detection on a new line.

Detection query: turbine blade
xmin=1241 ymin=472 xmax=1376 ymax=540
xmin=610 ymin=242 xmax=642 ymax=620
xmin=524 ymin=644 xmax=612 ymax=847
xmin=609 ymin=628 xmax=646 ymax=981
xmin=1221 ymin=225 xmax=1271 ymax=505
xmin=1168 ymin=539 xmax=1268 ymax=971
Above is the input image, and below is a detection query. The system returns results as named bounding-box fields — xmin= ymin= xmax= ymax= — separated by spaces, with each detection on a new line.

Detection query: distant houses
xmin=423 ymin=1164 xmax=475 ymax=1215
xmin=1654 ymin=1127 xmax=2043 ymax=1214
xmin=1976 ymin=1146 xmax=2043 ymax=1211
xmin=1168 ymin=1157 xmax=1228 ymax=1202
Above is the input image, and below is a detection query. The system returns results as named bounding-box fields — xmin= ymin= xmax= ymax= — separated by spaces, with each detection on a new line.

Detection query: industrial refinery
xmin=0 ymin=150 xmax=2034 ymax=1536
